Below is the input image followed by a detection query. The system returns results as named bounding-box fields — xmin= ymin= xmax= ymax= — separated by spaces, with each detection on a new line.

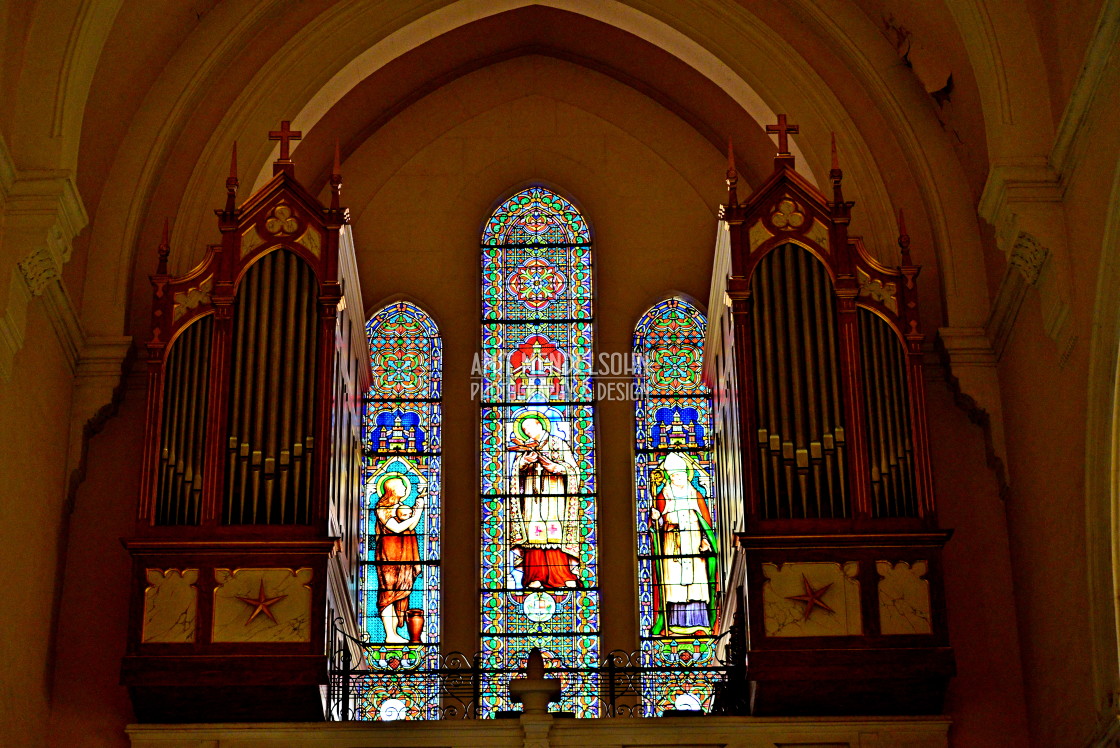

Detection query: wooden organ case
xmin=121 ymin=127 xmax=369 ymax=722
xmin=708 ymin=122 xmax=954 ymax=715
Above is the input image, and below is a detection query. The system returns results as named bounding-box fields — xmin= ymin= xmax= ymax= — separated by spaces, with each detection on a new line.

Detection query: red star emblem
xmin=236 ymin=580 xmax=287 ymax=625
xmin=785 ymin=574 xmax=834 ymax=620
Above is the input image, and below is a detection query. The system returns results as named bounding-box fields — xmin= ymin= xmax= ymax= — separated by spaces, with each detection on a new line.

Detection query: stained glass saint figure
xmin=509 ymin=414 xmax=582 ymax=589
xmin=359 ymin=301 xmax=442 ymax=720
xmin=634 ymin=297 xmax=720 ymax=714
xmin=373 ymin=474 xmax=427 ymax=643
xmin=650 ymin=452 xmax=717 ymax=634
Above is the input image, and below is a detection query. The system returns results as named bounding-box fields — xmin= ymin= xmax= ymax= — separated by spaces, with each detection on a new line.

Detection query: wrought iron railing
xmin=325 ymin=618 xmax=748 ymax=720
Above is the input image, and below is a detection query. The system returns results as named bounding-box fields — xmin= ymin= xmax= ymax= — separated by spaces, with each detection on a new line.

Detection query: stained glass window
xmin=634 ymin=297 xmax=721 ymax=715
xmin=479 ymin=187 xmax=600 ymax=717
xmin=358 ymin=301 xmax=442 ymax=720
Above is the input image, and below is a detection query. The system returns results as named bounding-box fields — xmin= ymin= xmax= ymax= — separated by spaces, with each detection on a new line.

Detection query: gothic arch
xmin=72 ymin=0 xmax=995 ymax=355
xmin=8 ymin=0 xmax=123 ymax=170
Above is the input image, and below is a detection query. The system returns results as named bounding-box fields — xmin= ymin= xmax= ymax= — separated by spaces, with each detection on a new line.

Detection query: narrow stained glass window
xmin=634 ymin=297 xmax=721 ymax=715
xmin=479 ymin=187 xmax=600 ymax=717
xmin=358 ymin=301 xmax=442 ymax=720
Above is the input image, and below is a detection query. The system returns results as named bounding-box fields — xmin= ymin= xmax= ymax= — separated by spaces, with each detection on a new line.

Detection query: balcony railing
xmin=326 ymin=621 xmax=748 ymax=720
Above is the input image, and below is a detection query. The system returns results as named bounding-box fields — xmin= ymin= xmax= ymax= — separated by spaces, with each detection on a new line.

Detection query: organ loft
xmin=4 ymin=4 xmax=1114 ymax=746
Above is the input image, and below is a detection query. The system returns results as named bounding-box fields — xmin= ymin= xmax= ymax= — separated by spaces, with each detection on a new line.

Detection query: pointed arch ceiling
xmin=69 ymin=0 xmax=1002 ymax=344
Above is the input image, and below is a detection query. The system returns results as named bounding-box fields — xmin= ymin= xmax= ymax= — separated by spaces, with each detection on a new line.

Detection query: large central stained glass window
xmin=479 ymin=187 xmax=599 ymax=716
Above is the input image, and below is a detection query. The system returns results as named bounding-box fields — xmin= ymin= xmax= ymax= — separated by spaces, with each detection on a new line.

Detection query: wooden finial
xmin=828 ymin=132 xmax=846 ymax=210
xmin=898 ymin=207 xmax=912 ymax=261
xmin=223 ymin=141 xmax=239 ymax=215
xmin=330 ymin=139 xmax=343 ymax=211
xmin=725 ymin=137 xmax=739 ymax=207
xmin=156 ymin=217 xmax=170 ymax=275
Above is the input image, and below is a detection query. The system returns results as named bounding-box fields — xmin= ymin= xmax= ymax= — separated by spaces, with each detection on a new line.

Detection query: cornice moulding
xmin=936 ymin=326 xmax=997 ymax=366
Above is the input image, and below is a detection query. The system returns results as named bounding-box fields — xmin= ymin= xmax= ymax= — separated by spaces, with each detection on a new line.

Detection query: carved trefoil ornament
xmin=265 ymin=204 xmax=299 ymax=235
xmin=771 ymin=198 xmax=806 ymax=230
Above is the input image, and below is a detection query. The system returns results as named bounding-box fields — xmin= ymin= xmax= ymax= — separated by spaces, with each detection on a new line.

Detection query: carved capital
xmin=6 ymin=172 xmax=87 ymax=295
xmin=978 ymin=160 xmax=1064 ymax=255
xmin=978 ymin=160 xmax=1076 ymax=365
xmin=18 ymin=245 xmax=62 ymax=296
xmin=0 ymin=168 xmax=88 ymax=381
xmin=1008 ymin=232 xmax=1049 ymax=286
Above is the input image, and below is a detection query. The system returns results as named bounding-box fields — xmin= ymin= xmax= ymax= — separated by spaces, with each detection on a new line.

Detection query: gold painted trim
xmin=749 ymin=219 xmax=772 ymax=253
xmin=296 ymin=226 xmax=322 ymax=258
xmin=241 ymin=224 xmax=265 ymax=258
xmin=171 ymin=276 xmax=213 ymax=322
xmin=857 ymin=267 xmax=898 ymax=313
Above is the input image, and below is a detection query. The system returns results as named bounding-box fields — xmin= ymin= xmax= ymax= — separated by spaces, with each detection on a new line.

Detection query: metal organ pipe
xmin=857 ymin=308 xmax=917 ymax=518
xmin=224 ymin=250 xmax=319 ymax=525
xmin=749 ymin=244 xmax=848 ymax=520
xmin=820 ymin=259 xmax=847 ymax=514
xmin=155 ymin=316 xmax=213 ymax=525
xmin=299 ymin=257 xmax=317 ymax=524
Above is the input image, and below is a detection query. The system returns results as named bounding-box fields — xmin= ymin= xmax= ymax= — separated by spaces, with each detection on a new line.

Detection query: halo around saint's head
xmin=512 ymin=410 xmax=553 ymax=441
xmin=369 ymin=456 xmax=428 ymax=505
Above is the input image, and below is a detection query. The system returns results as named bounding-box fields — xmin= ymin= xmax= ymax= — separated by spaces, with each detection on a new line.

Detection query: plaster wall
xmin=0 ymin=299 xmax=78 ymax=747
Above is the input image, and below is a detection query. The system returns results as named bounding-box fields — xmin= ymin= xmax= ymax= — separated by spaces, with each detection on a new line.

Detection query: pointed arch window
xmin=634 ymin=297 xmax=721 ymax=714
xmin=358 ymin=301 xmax=442 ymax=719
xmin=479 ymin=187 xmax=600 ymax=717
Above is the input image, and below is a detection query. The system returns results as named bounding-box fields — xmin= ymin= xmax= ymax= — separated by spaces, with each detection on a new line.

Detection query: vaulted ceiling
xmin=1 ymin=0 xmax=1093 ymax=340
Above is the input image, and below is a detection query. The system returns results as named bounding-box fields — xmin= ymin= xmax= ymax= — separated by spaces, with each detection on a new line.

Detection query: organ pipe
xmin=224 ymin=250 xmax=319 ymax=525
xmin=858 ymin=308 xmax=917 ymax=517
xmin=155 ymin=316 xmax=213 ymax=525
xmin=749 ymin=244 xmax=848 ymax=520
